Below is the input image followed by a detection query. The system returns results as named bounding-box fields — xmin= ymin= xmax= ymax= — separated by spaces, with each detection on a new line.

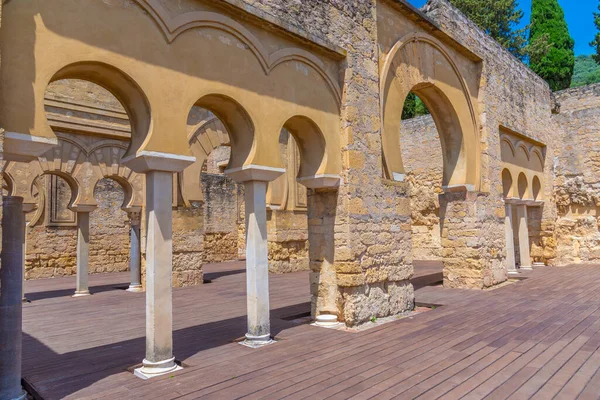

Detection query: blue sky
xmin=409 ymin=0 xmax=598 ymax=55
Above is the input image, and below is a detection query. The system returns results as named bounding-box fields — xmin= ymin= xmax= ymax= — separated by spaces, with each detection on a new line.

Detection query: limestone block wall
xmin=400 ymin=114 xmax=443 ymax=261
xmin=267 ymin=210 xmax=308 ymax=273
xmin=234 ymin=0 xmax=415 ymax=324
xmin=423 ymin=0 xmax=560 ymax=272
xmin=202 ymin=173 xmax=240 ymax=264
xmin=25 ymin=179 xmax=130 ymax=279
xmin=553 ymin=84 xmax=600 ymax=264
xmin=172 ymin=207 xmax=204 ymax=287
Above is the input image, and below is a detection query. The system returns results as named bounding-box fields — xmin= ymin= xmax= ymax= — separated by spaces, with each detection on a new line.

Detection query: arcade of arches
xmin=1 ymin=0 xmax=600 ymax=385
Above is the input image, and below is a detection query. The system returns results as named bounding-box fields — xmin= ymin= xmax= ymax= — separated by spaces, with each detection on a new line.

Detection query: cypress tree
xmin=448 ymin=0 xmax=529 ymax=61
xmin=529 ymin=0 xmax=575 ymax=91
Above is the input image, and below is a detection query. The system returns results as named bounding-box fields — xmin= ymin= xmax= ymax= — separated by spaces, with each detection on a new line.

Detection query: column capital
xmin=3 ymin=131 xmax=58 ymax=162
xmin=225 ymin=165 xmax=285 ymax=183
xmin=70 ymin=205 xmax=97 ymax=213
xmin=297 ymin=174 xmax=341 ymax=189
xmin=127 ymin=211 xmax=142 ymax=226
xmin=22 ymin=202 xmax=38 ymax=214
xmin=122 ymin=151 xmax=195 ymax=173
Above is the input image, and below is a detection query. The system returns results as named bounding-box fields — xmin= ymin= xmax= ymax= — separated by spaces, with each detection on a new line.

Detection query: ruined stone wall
xmin=234 ymin=0 xmax=415 ymax=325
xmin=553 ymin=84 xmax=600 ymax=264
xmin=202 ymin=173 xmax=240 ymax=263
xmin=400 ymin=114 xmax=443 ymax=261
xmin=172 ymin=206 xmax=204 ymax=287
xmin=423 ymin=0 xmax=559 ymax=272
xmin=25 ymin=178 xmax=130 ymax=279
xmin=267 ymin=210 xmax=308 ymax=273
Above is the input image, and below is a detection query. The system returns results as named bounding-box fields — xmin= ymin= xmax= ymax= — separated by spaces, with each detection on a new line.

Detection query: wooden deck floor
xmin=21 ymin=262 xmax=600 ymax=399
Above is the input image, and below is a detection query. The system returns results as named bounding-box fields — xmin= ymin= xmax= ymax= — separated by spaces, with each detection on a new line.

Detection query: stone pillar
xmin=134 ymin=171 xmax=181 ymax=379
xmin=127 ymin=212 xmax=143 ymax=293
xmin=504 ymin=204 xmax=518 ymax=275
xmin=21 ymin=222 xmax=28 ymax=303
xmin=0 ymin=197 xmax=27 ymax=400
xmin=243 ymin=180 xmax=273 ymax=346
xmin=226 ymin=165 xmax=284 ymax=346
xmin=307 ymin=189 xmax=339 ymax=326
xmin=72 ymin=208 xmax=95 ymax=297
xmin=516 ymin=204 xmax=532 ymax=271
xmin=440 ymin=189 xmax=506 ymax=289
xmin=21 ymin=203 xmax=36 ymax=303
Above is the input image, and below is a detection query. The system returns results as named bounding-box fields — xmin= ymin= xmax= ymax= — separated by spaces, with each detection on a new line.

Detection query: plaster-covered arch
xmin=518 ymin=173 xmax=528 ymax=200
xmin=502 ymin=169 xmax=514 ymax=198
xmin=2 ymin=171 xmax=14 ymax=196
xmin=181 ymin=113 xmax=231 ymax=205
xmin=532 ymin=175 xmax=542 ymax=201
xmin=1 ymin=0 xmax=342 ymax=173
xmin=281 ymin=116 xmax=339 ymax=189
xmin=381 ymin=33 xmax=480 ymax=190
xmin=89 ymin=142 xmax=144 ymax=210
xmin=50 ymin=62 xmax=152 ymax=163
xmin=193 ymin=94 xmax=254 ymax=173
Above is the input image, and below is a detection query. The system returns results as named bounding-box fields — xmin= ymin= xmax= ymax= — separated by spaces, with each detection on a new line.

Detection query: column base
xmin=8 ymin=390 xmax=27 ymax=400
xmin=520 ymin=266 xmax=533 ymax=271
xmin=507 ymin=270 xmax=520 ymax=276
xmin=532 ymin=262 xmax=546 ymax=268
xmin=134 ymin=357 xmax=182 ymax=380
xmin=72 ymin=290 xmax=91 ymax=298
xmin=126 ymin=284 xmax=143 ymax=293
xmin=314 ymin=314 xmax=340 ymax=327
xmin=240 ymin=333 xmax=274 ymax=348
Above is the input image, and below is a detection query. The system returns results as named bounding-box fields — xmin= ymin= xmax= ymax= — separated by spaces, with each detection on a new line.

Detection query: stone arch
xmin=36 ymin=139 xmax=86 ymax=207
xmin=131 ymin=3 xmax=342 ymax=106
xmin=518 ymin=173 xmax=528 ymax=200
xmin=193 ymin=94 xmax=254 ymax=174
xmin=180 ymin=113 xmax=231 ymax=205
xmin=48 ymin=62 xmax=151 ymax=163
xmin=532 ymin=175 xmax=542 ymax=201
xmin=515 ymin=141 xmax=530 ymax=165
xmin=502 ymin=169 xmax=514 ymax=198
xmin=282 ymin=115 xmax=337 ymax=189
xmin=89 ymin=142 xmax=143 ymax=210
xmin=2 ymin=171 xmax=14 ymax=196
xmin=531 ymin=149 xmax=545 ymax=172
xmin=381 ymin=33 xmax=480 ymax=190
xmin=40 ymin=171 xmax=79 ymax=211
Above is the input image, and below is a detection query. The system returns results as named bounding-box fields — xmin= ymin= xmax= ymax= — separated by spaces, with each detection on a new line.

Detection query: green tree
xmin=401 ymin=93 xmax=430 ymax=120
xmin=448 ymin=0 xmax=529 ymax=60
xmin=529 ymin=0 xmax=575 ymax=91
xmin=591 ymin=2 xmax=600 ymax=64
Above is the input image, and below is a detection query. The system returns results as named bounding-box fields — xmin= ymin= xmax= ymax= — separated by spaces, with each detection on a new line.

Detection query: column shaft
xmin=0 ymin=197 xmax=27 ymax=400
xmin=135 ymin=171 xmax=178 ymax=379
xmin=516 ymin=204 xmax=532 ymax=270
xmin=127 ymin=215 xmax=142 ymax=292
xmin=308 ymin=190 xmax=339 ymax=326
xmin=22 ymin=221 xmax=28 ymax=302
xmin=74 ymin=212 xmax=91 ymax=296
xmin=244 ymin=180 xmax=272 ymax=345
xmin=504 ymin=204 xmax=518 ymax=275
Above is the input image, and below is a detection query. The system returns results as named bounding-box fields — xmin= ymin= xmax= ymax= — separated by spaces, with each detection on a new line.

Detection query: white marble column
xmin=21 ymin=204 xmax=37 ymax=303
xmin=127 ymin=212 xmax=143 ymax=293
xmin=73 ymin=208 xmax=94 ymax=297
xmin=243 ymin=180 xmax=272 ymax=347
xmin=134 ymin=171 xmax=181 ymax=379
xmin=504 ymin=204 xmax=518 ymax=275
xmin=0 ymin=197 xmax=27 ymax=400
xmin=21 ymin=222 xmax=29 ymax=303
xmin=516 ymin=204 xmax=532 ymax=271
